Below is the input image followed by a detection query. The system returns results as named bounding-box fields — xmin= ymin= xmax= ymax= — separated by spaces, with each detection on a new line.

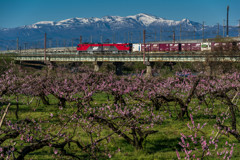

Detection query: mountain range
xmin=0 ymin=13 xmax=239 ymax=50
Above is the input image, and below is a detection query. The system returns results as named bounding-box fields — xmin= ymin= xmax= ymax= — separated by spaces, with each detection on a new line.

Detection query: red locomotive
xmin=77 ymin=43 xmax=132 ymax=54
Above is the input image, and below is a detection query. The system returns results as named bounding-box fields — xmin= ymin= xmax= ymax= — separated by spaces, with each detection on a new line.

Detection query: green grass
xmin=1 ymin=93 xmax=240 ymax=160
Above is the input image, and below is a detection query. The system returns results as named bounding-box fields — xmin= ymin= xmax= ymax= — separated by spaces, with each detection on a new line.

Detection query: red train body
xmin=77 ymin=43 xmax=132 ymax=54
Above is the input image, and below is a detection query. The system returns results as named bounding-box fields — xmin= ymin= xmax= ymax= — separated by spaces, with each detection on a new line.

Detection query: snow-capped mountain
xmin=0 ymin=13 xmax=238 ymax=50
xmin=26 ymin=13 xmax=199 ymax=29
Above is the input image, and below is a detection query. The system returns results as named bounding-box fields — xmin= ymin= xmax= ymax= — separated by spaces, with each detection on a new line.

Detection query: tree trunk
xmin=39 ymin=93 xmax=49 ymax=105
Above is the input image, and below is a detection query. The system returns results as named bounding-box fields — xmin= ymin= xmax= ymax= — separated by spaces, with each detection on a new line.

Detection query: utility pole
xmin=128 ymin=32 xmax=129 ymax=43
xmin=80 ymin=36 xmax=82 ymax=44
xmin=180 ymin=24 xmax=182 ymax=42
xmin=113 ymin=32 xmax=116 ymax=43
xmin=139 ymin=32 xmax=141 ymax=43
xmin=193 ymin=26 xmax=196 ymax=40
xmin=130 ymin=32 xmax=132 ymax=43
xmin=202 ymin=21 xmax=205 ymax=42
xmin=227 ymin=5 xmax=229 ymax=37
xmin=16 ymin=37 xmax=19 ymax=51
xmin=143 ymin=29 xmax=146 ymax=64
xmin=100 ymin=35 xmax=103 ymax=43
xmin=64 ymin=40 xmax=66 ymax=47
xmin=238 ymin=20 xmax=240 ymax=37
xmin=160 ymin=26 xmax=162 ymax=41
xmin=155 ymin=30 xmax=156 ymax=42
xmin=125 ymin=32 xmax=127 ymax=43
xmin=173 ymin=30 xmax=175 ymax=43
xmin=90 ymin=35 xmax=92 ymax=43
xmin=44 ymin=33 xmax=46 ymax=61
xmin=223 ymin=20 xmax=225 ymax=37
xmin=24 ymin=43 xmax=27 ymax=50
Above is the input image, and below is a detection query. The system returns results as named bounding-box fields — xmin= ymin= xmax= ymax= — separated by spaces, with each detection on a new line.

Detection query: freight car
xmin=132 ymin=43 xmax=142 ymax=52
xmin=139 ymin=43 xmax=202 ymax=52
xmin=211 ymin=42 xmax=240 ymax=51
xmin=76 ymin=43 xmax=132 ymax=54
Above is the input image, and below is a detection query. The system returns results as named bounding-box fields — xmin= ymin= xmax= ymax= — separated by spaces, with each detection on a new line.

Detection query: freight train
xmin=76 ymin=42 xmax=240 ymax=54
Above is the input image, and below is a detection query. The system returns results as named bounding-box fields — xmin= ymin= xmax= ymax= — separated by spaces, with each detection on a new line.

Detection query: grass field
xmin=2 ymin=91 xmax=239 ymax=160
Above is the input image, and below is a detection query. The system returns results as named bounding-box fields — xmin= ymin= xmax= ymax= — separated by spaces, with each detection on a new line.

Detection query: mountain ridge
xmin=0 ymin=13 xmax=238 ymax=50
xmin=4 ymin=13 xmax=197 ymax=29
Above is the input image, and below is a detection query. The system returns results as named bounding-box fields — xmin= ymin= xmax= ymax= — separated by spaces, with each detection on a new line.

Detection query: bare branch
xmin=0 ymin=103 xmax=11 ymax=128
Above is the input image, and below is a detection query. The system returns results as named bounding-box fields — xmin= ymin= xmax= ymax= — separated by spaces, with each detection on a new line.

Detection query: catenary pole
xmin=44 ymin=33 xmax=46 ymax=61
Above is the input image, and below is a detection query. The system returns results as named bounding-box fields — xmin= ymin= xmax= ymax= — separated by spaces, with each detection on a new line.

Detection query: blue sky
xmin=0 ymin=0 xmax=239 ymax=28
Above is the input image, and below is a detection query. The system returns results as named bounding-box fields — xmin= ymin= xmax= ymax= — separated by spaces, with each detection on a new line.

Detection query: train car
xmin=150 ymin=44 xmax=160 ymax=52
xmin=201 ymin=42 xmax=211 ymax=51
xmin=141 ymin=44 xmax=151 ymax=52
xmin=77 ymin=44 xmax=102 ymax=53
xmin=222 ymin=43 xmax=232 ymax=51
xmin=232 ymin=42 xmax=239 ymax=51
xmin=211 ymin=42 xmax=232 ymax=51
xmin=159 ymin=44 xmax=170 ymax=52
xmin=76 ymin=43 xmax=132 ymax=54
xmin=191 ymin=43 xmax=201 ymax=51
xmin=237 ymin=42 xmax=240 ymax=50
xmin=132 ymin=43 xmax=142 ymax=52
xmin=169 ymin=43 xmax=181 ymax=52
xmin=181 ymin=43 xmax=191 ymax=51
xmin=211 ymin=42 xmax=221 ymax=51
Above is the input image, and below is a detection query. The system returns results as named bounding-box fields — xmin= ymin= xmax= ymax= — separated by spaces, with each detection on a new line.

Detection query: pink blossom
xmin=176 ymin=150 xmax=181 ymax=159
xmin=54 ymin=149 xmax=58 ymax=154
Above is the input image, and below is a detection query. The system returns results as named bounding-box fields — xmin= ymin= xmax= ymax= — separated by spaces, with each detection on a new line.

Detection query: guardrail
xmin=12 ymin=53 xmax=240 ymax=63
